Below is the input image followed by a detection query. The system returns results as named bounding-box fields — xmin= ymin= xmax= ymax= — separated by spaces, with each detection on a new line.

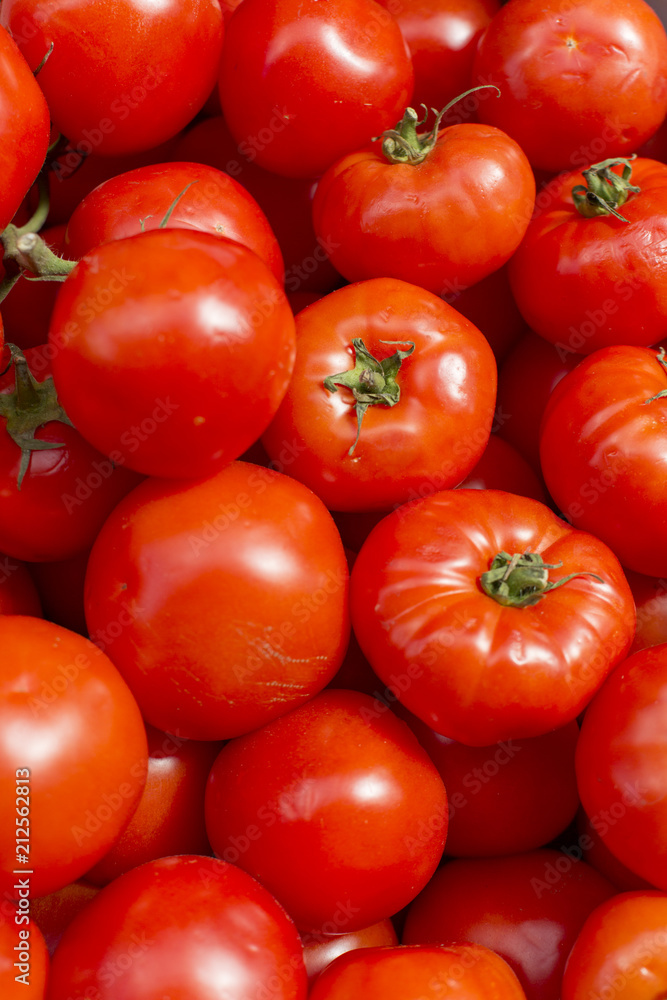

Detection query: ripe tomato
xmin=539 ymin=345 xmax=667 ymax=577
xmin=0 ymin=616 xmax=148 ymax=899
xmin=261 ymin=278 xmax=497 ymax=511
xmin=457 ymin=434 xmax=547 ymax=503
xmin=0 ymin=225 xmax=66 ymax=351
xmin=308 ymin=944 xmax=528 ymax=1000
xmin=625 ymin=570 xmax=667 ymax=653
xmin=0 ymin=554 xmax=41 ymax=616
xmin=84 ymin=462 xmax=350 ymax=740
xmin=30 ymin=881 xmax=99 ymax=955
xmin=576 ymin=642 xmax=667 ymax=891
xmin=403 ymin=852 xmax=617 ymax=1000
xmin=562 ymin=891 xmax=667 ymax=1000
xmin=472 ymin=0 xmax=667 ymax=172
xmin=218 ymin=0 xmax=414 ymax=179
xmin=0 ymin=907 xmax=48 ymax=998
xmin=205 ymin=690 xmax=448 ymax=933
xmin=47 ymin=856 xmax=308 ymax=1000
xmin=49 ymin=229 xmax=296 ymax=479
xmin=509 ymin=159 xmax=667 ymax=354
xmin=350 ymin=489 xmax=635 ymax=745
xmin=63 ymin=161 xmax=284 ymax=283
xmin=302 ymin=920 xmax=398 ymax=983
xmin=0 ymin=26 xmax=50 ymax=233
xmin=1 ymin=0 xmax=224 ymax=156
xmin=312 ymin=115 xmax=535 ymax=296
xmin=575 ymin=809 xmax=657 ymax=892
xmin=442 ymin=264 xmax=527 ymax=365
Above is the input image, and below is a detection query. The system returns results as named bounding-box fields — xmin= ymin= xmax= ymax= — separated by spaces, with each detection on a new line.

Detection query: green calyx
xmin=480 ymin=551 xmax=604 ymax=608
xmin=0 ymin=344 xmax=74 ymax=489
xmin=571 ymin=156 xmax=640 ymax=222
xmin=376 ymin=86 xmax=500 ymax=165
xmin=644 ymin=346 xmax=667 ymax=404
xmin=323 ymin=338 xmax=415 ymax=455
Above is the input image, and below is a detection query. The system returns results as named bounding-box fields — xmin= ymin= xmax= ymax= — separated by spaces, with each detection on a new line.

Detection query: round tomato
xmin=218 ymin=0 xmax=413 ymax=179
xmin=472 ymin=0 xmax=667 ymax=172
xmin=84 ymin=461 xmax=350 ymax=740
xmin=261 ymin=278 xmax=497 ymax=511
xmin=0 ymin=0 xmax=224 ymax=156
xmin=302 ymin=920 xmax=398 ymax=983
xmin=205 ymin=689 xmax=448 ymax=932
xmin=63 ymin=161 xmax=284 ymax=283
xmin=48 ymin=229 xmax=296 ymax=479
xmin=0 ymin=225 xmax=66 ymax=351
xmin=312 ymin=115 xmax=535 ymax=296
xmin=350 ymin=489 xmax=635 ymax=745
xmin=47 ymin=856 xmax=308 ymax=1000
xmin=576 ymin=642 xmax=667 ymax=891
xmin=509 ymin=159 xmax=667 ymax=354
xmin=0 ymin=616 xmax=147 ymax=899
xmin=30 ymin=881 xmax=99 ymax=956
xmin=539 ymin=345 xmax=667 ymax=577
xmin=457 ymin=434 xmax=547 ymax=503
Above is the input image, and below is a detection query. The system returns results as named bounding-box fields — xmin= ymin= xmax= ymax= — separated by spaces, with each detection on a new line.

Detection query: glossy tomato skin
xmin=30 ymin=880 xmax=99 ymax=955
xmin=509 ymin=160 xmax=667 ymax=353
xmin=0 ymin=0 xmax=224 ymax=156
xmin=308 ymin=944 xmax=528 ymax=1000
xmin=0 ymin=908 xmax=48 ymax=998
xmin=63 ymin=161 xmax=284 ymax=283
xmin=0 ymin=616 xmax=148 ymax=899
xmin=457 ymin=434 xmax=547 ymax=503
xmin=205 ymin=690 xmax=448 ymax=933
xmin=575 ymin=809 xmax=657 ymax=892
xmin=625 ymin=569 xmax=667 ymax=653
xmin=444 ymin=264 xmax=527 ymax=365
xmin=472 ymin=0 xmax=667 ymax=172
xmin=562 ymin=891 xmax=667 ymax=1000
xmin=84 ymin=726 xmax=221 ymax=886
xmin=302 ymin=920 xmax=398 ymax=983
xmin=47 ymin=856 xmax=308 ymax=1000
xmin=403 ymin=852 xmax=617 ymax=1000
xmin=576 ymin=643 xmax=667 ymax=891
xmin=313 ymin=124 xmax=535 ymax=295
xmin=0 ymin=26 xmax=50 ymax=233
xmin=49 ymin=229 xmax=296 ymax=479
xmin=0 ymin=347 xmax=143 ymax=563
xmin=539 ymin=345 xmax=667 ymax=576
xmin=218 ymin=0 xmax=414 ymax=179
xmin=262 ymin=279 xmax=497 ymax=512
xmin=350 ymin=490 xmax=635 ymax=745
xmin=84 ymin=462 xmax=350 ymax=740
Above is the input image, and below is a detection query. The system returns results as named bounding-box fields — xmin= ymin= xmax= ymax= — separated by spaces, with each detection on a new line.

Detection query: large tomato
xmin=261 ymin=278 xmax=497 ymax=512
xmin=350 ymin=489 xmax=635 ymax=745
xmin=218 ymin=0 xmax=414 ymax=179
xmin=472 ymin=0 xmax=667 ymax=172
xmin=0 ymin=26 xmax=50 ymax=233
xmin=205 ymin=689 xmax=448 ymax=933
xmin=509 ymin=158 xmax=667 ymax=354
xmin=539 ymin=345 xmax=667 ymax=577
xmin=312 ymin=114 xmax=535 ymax=296
xmin=48 ymin=229 xmax=296 ymax=479
xmin=84 ymin=462 xmax=350 ymax=740
xmin=0 ymin=616 xmax=147 ymax=899
xmin=46 ymin=856 xmax=308 ymax=1000
xmin=0 ymin=0 xmax=224 ymax=156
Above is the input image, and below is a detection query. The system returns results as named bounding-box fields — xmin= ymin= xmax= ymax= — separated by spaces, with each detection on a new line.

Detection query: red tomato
xmin=63 ymin=161 xmax=284 ymax=283
xmin=562 ymin=891 xmax=667 ymax=1000
xmin=27 ymin=550 xmax=89 ymax=636
xmin=0 ymin=345 xmax=142 ymax=562
xmin=472 ymin=0 xmax=667 ymax=172
xmin=403 ymin=852 xmax=617 ymax=1000
xmin=375 ymin=0 xmax=499 ymax=114
xmin=312 ymin=117 xmax=535 ymax=295
xmin=576 ymin=642 xmax=667 ymax=891
xmin=85 ymin=726 xmax=221 ymax=886
xmin=30 ymin=880 xmax=99 ymax=956
xmin=350 ymin=489 xmax=635 ymax=746
xmin=539 ymin=345 xmax=667 ymax=576
xmin=0 ymin=554 xmax=41 ymax=616
xmin=205 ymin=690 xmax=448 ymax=933
xmin=575 ymin=809 xmax=656 ymax=892
xmin=0 ymin=26 xmax=50 ymax=233
xmin=443 ymin=264 xmax=527 ymax=364
xmin=0 ymin=907 xmax=48 ymax=998
xmin=0 ymin=225 xmax=66 ymax=351
xmin=218 ymin=0 xmax=414 ymax=179
xmin=0 ymin=0 xmax=224 ymax=156
xmin=309 ymin=943 xmax=528 ymax=1000
xmin=397 ymin=710 xmax=580 ymax=856
xmin=262 ymin=279 xmax=498 ymax=511
xmin=302 ymin=920 xmax=398 ymax=983
xmin=46 ymin=856 xmax=308 ymax=1000
xmin=49 ymin=229 xmax=296 ymax=479
xmin=0 ymin=616 xmax=148 ymax=898
xmin=84 ymin=462 xmax=350 ymax=740
xmin=625 ymin=570 xmax=667 ymax=653
xmin=457 ymin=434 xmax=547 ymax=503
xmin=509 ymin=159 xmax=667 ymax=353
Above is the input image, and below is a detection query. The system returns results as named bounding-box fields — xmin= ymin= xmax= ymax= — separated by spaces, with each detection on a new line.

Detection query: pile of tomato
xmin=2 ymin=0 xmax=667 ymax=995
